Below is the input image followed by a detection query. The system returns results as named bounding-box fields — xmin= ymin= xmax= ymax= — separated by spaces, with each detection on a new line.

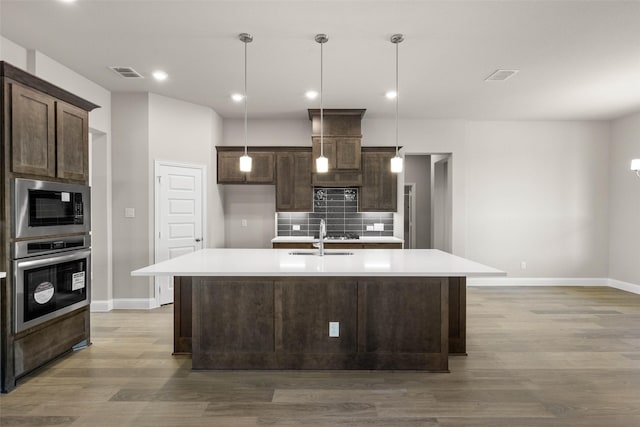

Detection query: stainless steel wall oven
xmin=12 ymin=236 xmax=91 ymax=333
xmin=12 ymin=178 xmax=90 ymax=239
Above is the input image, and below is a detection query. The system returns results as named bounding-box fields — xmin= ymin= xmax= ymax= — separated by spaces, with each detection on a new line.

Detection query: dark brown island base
xmin=132 ymin=249 xmax=504 ymax=372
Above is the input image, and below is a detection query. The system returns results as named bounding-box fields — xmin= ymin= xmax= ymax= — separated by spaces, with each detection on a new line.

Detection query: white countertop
xmin=132 ymin=248 xmax=505 ymax=278
xmin=271 ymin=236 xmax=404 ymax=244
xmin=0 ymin=272 xmax=5 ymax=279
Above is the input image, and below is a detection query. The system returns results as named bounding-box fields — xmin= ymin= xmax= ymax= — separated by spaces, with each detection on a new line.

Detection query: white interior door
xmin=155 ymin=162 xmax=206 ymax=306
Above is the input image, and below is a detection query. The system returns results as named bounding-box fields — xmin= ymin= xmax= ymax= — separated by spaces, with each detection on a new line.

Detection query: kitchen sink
xmin=288 ymin=251 xmax=354 ymax=256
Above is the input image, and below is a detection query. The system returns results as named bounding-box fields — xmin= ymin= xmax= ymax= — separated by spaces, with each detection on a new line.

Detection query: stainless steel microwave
xmin=13 ymin=178 xmax=91 ymax=239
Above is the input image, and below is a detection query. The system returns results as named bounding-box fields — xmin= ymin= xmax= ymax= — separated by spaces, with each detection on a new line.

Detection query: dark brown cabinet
xmin=9 ymin=81 xmax=89 ymax=182
xmin=217 ymin=150 xmax=245 ymax=183
xmin=217 ymin=149 xmax=275 ymax=184
xmin=312 ymin=137 xmax=361 ymax=171
xmin=359 ymin=148 xmax=398 ymax=212
xmin=56 ymin=101 xmax=89 ymax=182
xmin=10 ymin=83 xmax=56 ymax=177
xmin=276 ymin=151 xmax=312 ymax=212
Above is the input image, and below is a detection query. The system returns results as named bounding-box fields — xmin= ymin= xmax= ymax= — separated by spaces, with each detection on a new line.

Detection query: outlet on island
xmin=329 ymin=321 xmax=340 ymax=337
xmin=241 ymin=219 xmax=248 ymax=227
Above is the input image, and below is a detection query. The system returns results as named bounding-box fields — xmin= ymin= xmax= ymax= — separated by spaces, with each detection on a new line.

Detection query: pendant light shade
xmin=315 ymin=33 xmax=329 ymax=174
xmin=239 ymin=32 xmax=253 ymax=172
xmin=390 ymin=33 xmax=404 ymax=174
xmin=316 ymin=155 xmax=329 ymax=173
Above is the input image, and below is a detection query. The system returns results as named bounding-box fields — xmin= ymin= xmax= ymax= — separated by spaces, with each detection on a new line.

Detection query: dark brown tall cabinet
xmin=276 ymin=150 xmax=312 ymax=212
xmin=1 ymin=62 xmax=99 ymax=392
xmin=359 ymin=148 xmax=398 ymax=212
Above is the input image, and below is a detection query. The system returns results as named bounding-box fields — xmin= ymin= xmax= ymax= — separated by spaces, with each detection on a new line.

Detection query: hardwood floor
xmin=1 ymin=286 xmax=640 ymax=426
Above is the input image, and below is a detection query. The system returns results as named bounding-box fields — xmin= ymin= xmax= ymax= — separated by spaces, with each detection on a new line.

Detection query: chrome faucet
xmin=314 ymin=218 xmax=327 ymax=256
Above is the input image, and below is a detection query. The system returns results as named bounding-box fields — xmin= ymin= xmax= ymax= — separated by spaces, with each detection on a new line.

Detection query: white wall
xmin=465 ymin=121 xmax=610 ymax=278
xmin=609 ymin=112 xmax=640 ymax=286
xmin=111 ymin=93 xmax=226 ymax=306
xmin=0 ymin=36 xmax=27 ymax=69
xmin=111 ymin=93 xmax=152 ymax=302
xmin=405 ymin=155 xmax=431 ymax=248
xmin=223 ymin=186 xmax=276 ymax=248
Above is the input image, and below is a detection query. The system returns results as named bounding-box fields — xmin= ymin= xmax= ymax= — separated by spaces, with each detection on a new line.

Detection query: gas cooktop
xmin=324 ymin=233 xmax=360 ymax=240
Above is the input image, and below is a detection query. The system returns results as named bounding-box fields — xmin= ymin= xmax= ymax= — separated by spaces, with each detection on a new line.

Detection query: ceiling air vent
xmin=109 ymin=66 xmax=144 ymax=79
xmin=485 ymin=69 xmax=519 ymax=82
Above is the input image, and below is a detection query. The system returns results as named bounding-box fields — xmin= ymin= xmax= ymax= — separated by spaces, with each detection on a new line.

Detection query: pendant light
xmin=239 ymin=33 xmax=253 ymax=172
xmin=390 ymin=33 xmax=404 ymax=174
xmin=315 ymin=33 xmax=329 ymax=173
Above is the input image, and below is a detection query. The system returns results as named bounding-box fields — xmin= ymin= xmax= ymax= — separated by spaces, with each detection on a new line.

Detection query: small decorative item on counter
xmin=314 ymin=188 xmax=326 ymax=201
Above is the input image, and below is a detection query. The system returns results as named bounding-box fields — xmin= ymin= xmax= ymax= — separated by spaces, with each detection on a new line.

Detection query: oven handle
xmin=16 ymin=248 xmax=91 ymax=269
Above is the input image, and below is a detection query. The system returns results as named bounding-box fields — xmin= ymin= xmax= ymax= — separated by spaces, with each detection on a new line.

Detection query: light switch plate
xmin=374 ymin=223 xmax=384 ymax=231
xmin=124 ymin=207 xmax=135 ymax=218
xmin=329 ymin=322 xmax=339 ymax=337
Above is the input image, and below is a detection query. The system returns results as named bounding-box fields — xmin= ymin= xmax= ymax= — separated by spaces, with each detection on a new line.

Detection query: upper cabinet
xmin=56 ymin=101 xmax=89 ymax=182
xmin=3 ymin=62 xmax=99 ymax=184
xmin=217 ymin=148 xmax=275 ymax=184
xmin=10 ymin=83 xmax=56 ymax=178
xmin=275 ymin=151 xmax=312 ymax=212
xmin=359 ymin=148 xmax=398 ymax=212
xmin=311 ymin=137 xmax=361 ymax=171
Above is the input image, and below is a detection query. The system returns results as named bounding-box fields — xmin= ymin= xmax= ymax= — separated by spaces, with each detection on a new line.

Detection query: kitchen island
xmin=132 ymin=249 xmax=504 ymax=371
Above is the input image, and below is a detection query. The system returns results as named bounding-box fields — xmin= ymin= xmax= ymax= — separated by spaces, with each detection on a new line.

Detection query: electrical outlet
xmin=520 ymin=261 xmax=527 ymax=270
xmin=329 ymin=322 xmax=339 ymax=337
xmin=292 ymin=224 xmax=301 ymax=231
xmin=241 ymin=219 xmax=248 ymax=227
xmin=374 ymin=223 xmax=384 ymax=231
xmin=124 ymin=207 xmax=135 ymax=218
xmin=366 ymin=225 xmax=374 ymax=231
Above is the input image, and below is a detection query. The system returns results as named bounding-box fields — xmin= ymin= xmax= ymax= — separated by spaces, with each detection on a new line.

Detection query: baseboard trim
xmin=608 ymin=278 xmax=640 ymax=295
xmin=90 ymin=300 xmax=113 ymax=312
xmin=467 ymin=277 xmax=640 ymax=295
xmin=467 ymin=277 xmax=609 ymax=286
xmin=112 ymin=298 xmax=159 ymax=310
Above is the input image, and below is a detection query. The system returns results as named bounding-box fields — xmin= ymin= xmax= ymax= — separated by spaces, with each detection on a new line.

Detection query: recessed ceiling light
xmin=385 ymin=90 xmax=397 ymax=99
xmin=59 ymin=0 xmax=77 ymax=3
xmin=305 ymin=90 xmax=318 ymax=100
xmin=152 ymin=70 xmax=168 ymax=81
xmin=231 ymin=93 xmax=244 ymax=102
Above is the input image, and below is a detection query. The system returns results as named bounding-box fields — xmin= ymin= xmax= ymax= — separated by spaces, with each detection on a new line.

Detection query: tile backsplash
xmin=277 ymin=188 xmax=393 ymax=237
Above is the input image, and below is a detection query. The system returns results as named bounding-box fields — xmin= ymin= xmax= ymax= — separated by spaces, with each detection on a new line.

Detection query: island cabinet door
xmin=356 ymin=277 xmax=449 ymax=370
xmin=191 ymin=279 xmax=275 ymax=369
xmin=275 ymin=279 xmax=358 ymax=356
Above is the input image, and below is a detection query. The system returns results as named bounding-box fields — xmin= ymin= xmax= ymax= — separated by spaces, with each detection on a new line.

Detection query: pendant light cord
xmin=320 ymin=40 xmax=324 ymax=157
xmin=395 ymin=39 xmax=399 ymax=157
xmin=244 ymin=39 xmax=248 ymax=156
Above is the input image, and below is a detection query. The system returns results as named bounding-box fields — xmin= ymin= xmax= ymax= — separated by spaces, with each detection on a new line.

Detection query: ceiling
xmin=2 ymin=0 xmax=640 ymax=121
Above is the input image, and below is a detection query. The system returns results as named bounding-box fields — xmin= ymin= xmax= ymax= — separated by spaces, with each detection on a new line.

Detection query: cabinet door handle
xmin=195 ymin=238 xmax=202 ymax=242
